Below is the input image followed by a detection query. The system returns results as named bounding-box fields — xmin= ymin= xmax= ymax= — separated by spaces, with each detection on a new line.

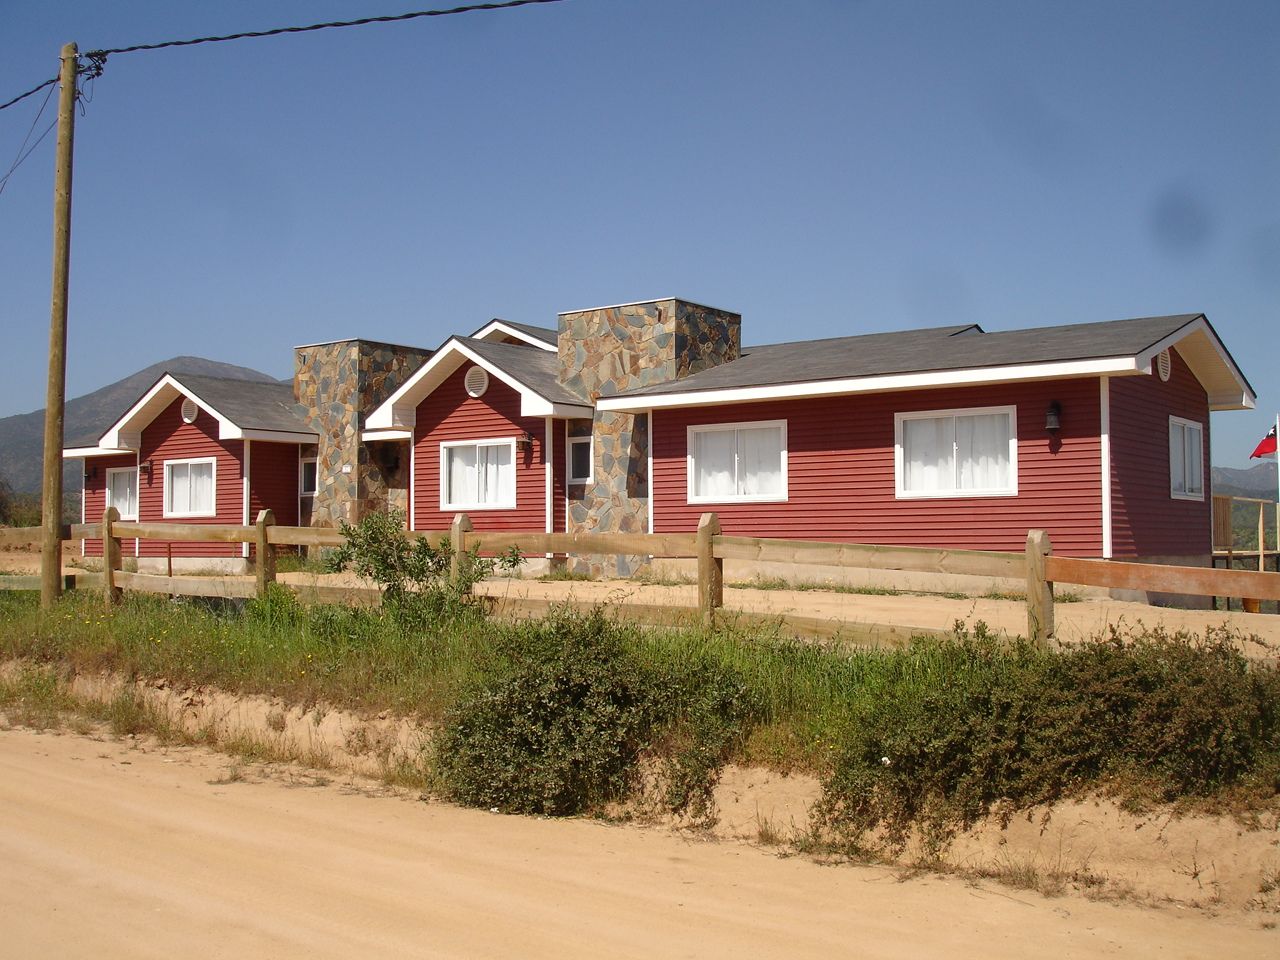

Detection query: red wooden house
xmin=368 ymin=300 xmax=1254 ymax=585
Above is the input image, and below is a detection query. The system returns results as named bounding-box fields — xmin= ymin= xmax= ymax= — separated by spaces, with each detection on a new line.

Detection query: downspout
xmin=1100 ymin=377 xmax=1112 ymax=559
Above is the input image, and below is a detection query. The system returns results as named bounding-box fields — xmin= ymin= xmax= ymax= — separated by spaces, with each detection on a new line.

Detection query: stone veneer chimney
xmin=557 ymin=299 xmax=740 ymax=574
xmin=293 ymin=339 xmax=433 ymax=526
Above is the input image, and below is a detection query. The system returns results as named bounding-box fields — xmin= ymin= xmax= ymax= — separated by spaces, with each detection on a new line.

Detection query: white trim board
xmin=366 ymin=337 xmax=592 ymax=431
xmin=471 ymin=319 xmax=557 ymax=352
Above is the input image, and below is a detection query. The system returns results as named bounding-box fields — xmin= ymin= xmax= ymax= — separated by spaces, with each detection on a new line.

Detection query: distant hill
xmin=1212 ymin=461 xmax=1277 ymax=500
xmin=0 ymin=357 xmax=281 ymax=495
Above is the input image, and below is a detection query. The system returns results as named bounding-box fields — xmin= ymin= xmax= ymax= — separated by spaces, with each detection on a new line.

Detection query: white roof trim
xmin=471 ymin=320 xmax=557 ymax=352
xmin=62 ymin=446 xmax=132 ymax=459
xmin=366 ymin=338 xmax=591 ymax=430
xmin=597 ymin=357 xmax=1141 ymax=412
xmin=96 ymin=374 xmax=242 ymax=449
xmin=1131 ymin=315 xmax=1255 ymax=410
xmin=362 ymin=428 xmax=413 ymax=442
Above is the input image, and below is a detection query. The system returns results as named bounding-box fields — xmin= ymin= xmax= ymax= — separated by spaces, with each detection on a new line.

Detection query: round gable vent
xmin=181 ymin=398 xmax=198 ymax=423
xmin=464 ymin=366 xmax=489 ymax=398
xmin=1156 ymin=349 xmax=1171 ymax=382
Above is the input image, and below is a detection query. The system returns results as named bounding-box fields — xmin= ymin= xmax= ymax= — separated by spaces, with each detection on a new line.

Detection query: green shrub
xmin=434 ymin=609 xmax=758 ymax=818
xmin=814 ymin=625 xmax=1280 ymax=854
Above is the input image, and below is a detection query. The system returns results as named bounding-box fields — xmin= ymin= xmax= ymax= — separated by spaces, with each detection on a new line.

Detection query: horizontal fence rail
xmin=4 ymin=508 xmax=1278 ymax=646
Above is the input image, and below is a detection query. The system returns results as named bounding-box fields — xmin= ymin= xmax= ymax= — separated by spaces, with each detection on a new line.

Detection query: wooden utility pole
xmin=40 ymin=42 xmax=79 ymax=608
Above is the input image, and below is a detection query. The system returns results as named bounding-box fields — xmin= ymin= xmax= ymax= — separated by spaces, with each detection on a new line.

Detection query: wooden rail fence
xmin=2 ymin=509 xmax=1278 ymax=646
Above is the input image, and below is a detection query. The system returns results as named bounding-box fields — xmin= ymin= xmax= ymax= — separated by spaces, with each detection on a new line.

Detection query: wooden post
xmin=102 ymin=506 xmax=121 ymax=608
xmin=697 ymin=512 xmax=723 ymax=627
xmin=39 ymin=42 xmax=80 ymax=609
xmin=255 ymin=509 xmax=276 ymax=598
xmin=1025 ymin=529 xmax=1054 ymax=648
xmin=450 ymin=513 xmax=473 ymax=591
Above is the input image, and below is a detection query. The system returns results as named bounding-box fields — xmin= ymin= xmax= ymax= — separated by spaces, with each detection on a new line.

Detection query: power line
xmin=0 ymin=77 xmax=58 ymax=113
xmin=0 ymin=0 xmax=570 ymax=113
xmin=0 ymin=81 xmax=58 ymax=197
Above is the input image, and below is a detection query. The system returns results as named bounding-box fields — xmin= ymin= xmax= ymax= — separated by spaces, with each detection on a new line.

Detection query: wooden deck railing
xmin=3 ymin=509 xmax=1278 ymax=646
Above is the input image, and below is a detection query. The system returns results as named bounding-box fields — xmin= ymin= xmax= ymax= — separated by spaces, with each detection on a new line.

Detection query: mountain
xmin=0 ymin=357 xmax=282 ymax=495
xmin=1211 ymin=461 xmax=1277 ymax=499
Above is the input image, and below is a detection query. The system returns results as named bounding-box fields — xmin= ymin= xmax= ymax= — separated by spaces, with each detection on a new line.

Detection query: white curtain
xmin=108 ymin=470 xmax=137 ymax=519
xmin=476 ymin=443 xmax=512 ymax=505
xmin=956 ymin=413 xmax=1010 ymax=490
xmin=447 ymin=443 xmax=513 ymax=506
xmin=190 ymin=462 xmax=213 ymax=512
xmin=168 ymin=462 xmax=189 ymax=514
xmin=694 ymin=429 xmax=736 ymax=499
xmin=738 ymin=426 xmax=783 ymax=496
xmin=903 ymin=417 xmax=953 ymax=493
xmin=1170 ymin=422 xmax=1186 ymax=493
xmin=1185 ymin=425 xmax=1203 ymax=494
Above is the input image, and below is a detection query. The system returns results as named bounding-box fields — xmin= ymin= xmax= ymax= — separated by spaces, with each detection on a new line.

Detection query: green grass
xmin=536 ymin=569 xmax=597 ymax=582
xmin=1 ymin=589 xmax=1276 ymax=838
xmin=729 ymin=575 xmax=901 ymax=596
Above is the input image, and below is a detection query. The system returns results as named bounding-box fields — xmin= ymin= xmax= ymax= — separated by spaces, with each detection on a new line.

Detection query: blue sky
xmin=1 ymin=0 xmax=1276 ymax=467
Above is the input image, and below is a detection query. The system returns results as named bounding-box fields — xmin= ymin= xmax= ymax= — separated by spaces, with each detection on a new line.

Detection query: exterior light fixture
xmin=517 ymin=431 xmax=535 ymax=448
xmin=1045 ymin=401 xmax=1062 ymax=434
xmin=139 ymin=459 xmax=152 ymax=475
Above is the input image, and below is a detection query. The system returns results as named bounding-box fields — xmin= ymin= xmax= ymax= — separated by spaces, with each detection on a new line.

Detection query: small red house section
xmin=137 ymin=397 xmax=245 ymax=558
xmin=412 ymin=365 xmax=549 ymax=532
xmin=652 ymin=378 xmax=1105 ymax=556
xmin=1109 ymin=348 xmax=1211 ymax=559
xmin=248 ymin=440 xmax=301 ymax=528
xmin=81 ymin=452 xmax=138 ymax=558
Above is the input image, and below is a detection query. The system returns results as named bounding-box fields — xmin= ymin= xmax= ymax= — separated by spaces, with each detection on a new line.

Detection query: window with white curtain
xmin=440 ymin=439 xmax=516 ymax=510
xmin=1169 ymin=416 xmax=1204 ymax=500
xmin=687 ymin=420 xmax=787 ymax=503
xmin=105 ymin=467 xmax=138 ymax=521
xmin=163 ymin=458 xmax=216 ymax=517
xmin=895 ymin=406 xmax=1017 ymax=498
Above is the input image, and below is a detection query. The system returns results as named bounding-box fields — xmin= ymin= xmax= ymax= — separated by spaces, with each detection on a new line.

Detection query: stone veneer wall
xmin=558 ymin=299 xmax=740 ymax=575
xmin=293 ymin=340 xmax=431 ymax=526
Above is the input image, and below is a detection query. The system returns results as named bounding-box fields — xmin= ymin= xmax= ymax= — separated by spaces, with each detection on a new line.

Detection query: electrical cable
xmin=0 ymin=0 xmax=569 ymax=113
xmin=0 ymin=81 xmax=58 ymax=197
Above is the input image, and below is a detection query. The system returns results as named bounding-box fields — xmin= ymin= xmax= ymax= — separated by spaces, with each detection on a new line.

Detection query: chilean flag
xmin=1251 ymin=424 xmax=1277 ymax=459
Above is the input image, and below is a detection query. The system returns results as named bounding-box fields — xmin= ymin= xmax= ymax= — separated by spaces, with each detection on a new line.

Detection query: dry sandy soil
xmin=2 ymin=725 xmax=1276 ymax=960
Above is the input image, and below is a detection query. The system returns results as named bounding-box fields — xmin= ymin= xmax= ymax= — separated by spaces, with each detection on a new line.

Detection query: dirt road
xmin=1 ymin=727 xmax=1272 ymax=959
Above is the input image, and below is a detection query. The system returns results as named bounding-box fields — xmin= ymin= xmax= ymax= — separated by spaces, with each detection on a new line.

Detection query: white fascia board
xmin=597 ymin=357 xmax=1140 ymax=413
xmin=62 ymin=446 xmax=132 ymax=459
xmin=366 ymin=338 xmax=592 ymax=428
xmin=239 ymin=429 xmax=320 ymax=444
xmin=100 ymin=374 xmax=239 ymax=448
xmin=471 ymin=320 xmax=557 ymax=352
xmin=1134 ymin=316 xmax=1257 ymax=409
xmin=362 ymin=428 xmax=413 ymax=442
xmin=1208 ymin=392 xmax=1256 ymax=412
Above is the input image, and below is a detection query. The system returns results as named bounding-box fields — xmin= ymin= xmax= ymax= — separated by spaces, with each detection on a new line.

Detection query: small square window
xmin=300 ymin=459 xmax=318 ymax=496
xmin=568 ymin=436 xmax=592 ymax=484
xmin=1169 ymin=416 xmax=1204 ymax=500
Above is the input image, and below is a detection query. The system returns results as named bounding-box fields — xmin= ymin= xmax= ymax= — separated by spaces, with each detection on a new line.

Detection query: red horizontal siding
xmin=248 ymin=440 xmax=301 ymax=528
xmin=1109 ymin=348 xmax=1211 ymax=557
xmin=412 ymin=365 xmax=548 ymax=533
xmin=138 ymin=397 xmax=244 ymax=558
xmin=652 ymin=379 xmax=1105 ymax=556
xmin=81 ymin=454 xmax=138 ymax=558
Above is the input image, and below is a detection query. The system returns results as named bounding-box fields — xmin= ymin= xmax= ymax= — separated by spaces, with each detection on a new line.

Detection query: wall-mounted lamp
xmin=1045 ymin=401 xmax=1062 ymax=434
xmin=139 ymin=459 xmax=152 ymax=476
xmin=517 ymin=431 xmax=535 ymax=449
xmin=85 ymin=465 xmax=97 ymax=482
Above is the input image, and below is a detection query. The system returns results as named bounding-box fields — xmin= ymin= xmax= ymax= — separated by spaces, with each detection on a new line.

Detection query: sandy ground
xmin=467 ymin=577 xmax=1280 ymax=647
xmin=2 ymin=726 xmax=1275 ymax=960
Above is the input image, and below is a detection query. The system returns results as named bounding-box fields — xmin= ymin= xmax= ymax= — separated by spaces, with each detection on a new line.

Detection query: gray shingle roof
xmin=458 ymin=338 xmax=589 ymax=407
xmin=497 ymin=319 xmax=558 ymax=347
xmin=175 ymin=374 xmax=314 ymax=434
xmin=607 ymin=314 xmax=1207 ymax=398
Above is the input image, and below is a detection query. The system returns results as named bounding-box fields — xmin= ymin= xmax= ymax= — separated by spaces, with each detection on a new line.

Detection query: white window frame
xmin=162 ymin=456 xmax=217 ymax=518
xmin=104 ymin=466 xmax=139 ymax=521
xmin=299 ymin=457 xmax=318 ymax=497
xmin=439 ymin=437 xmax=518 ymax=511
xmin=686 ymin=419 xmax=788 ymax=505
xmin=1169 ymin=415 xmax=1205 ymax=501
xmin=894 ymin=405 xmax=1018 ymax=499
xmin=567 ymin=435 xmax=593 ymax=485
